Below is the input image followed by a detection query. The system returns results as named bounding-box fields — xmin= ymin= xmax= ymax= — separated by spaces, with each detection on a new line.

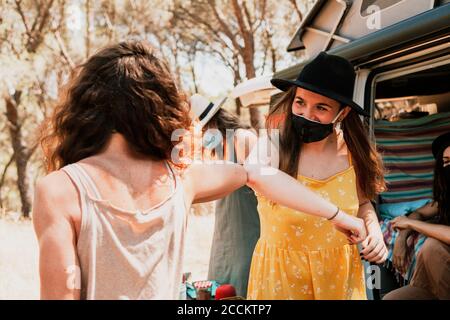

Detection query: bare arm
xmin=357 ymin=188 xmax=388 ymax=264
xmin=391 ymin=202 xmax=439 ymax=273
xmin=183 ymin=162 xmax=247 ymax=205
xmin=393 ymin=217 xmax=450 ymax=245
xmin=243 ymin=136 xmax=367 ymax=242
xmin=182 ymin=128 xmax=257 ymax=205
xmin=397 ymin=202 xmax=438 ymax=240
xmin=33 ymin=173 xmax=81 ymax=300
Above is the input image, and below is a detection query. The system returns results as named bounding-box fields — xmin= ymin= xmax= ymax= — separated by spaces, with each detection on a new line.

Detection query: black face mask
xmin=292 ymin=110 xmax=343 ymax=143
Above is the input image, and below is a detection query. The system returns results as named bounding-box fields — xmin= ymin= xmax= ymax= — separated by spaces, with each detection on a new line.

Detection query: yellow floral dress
xmin=247 ymin=158 xmax=366 ymax=300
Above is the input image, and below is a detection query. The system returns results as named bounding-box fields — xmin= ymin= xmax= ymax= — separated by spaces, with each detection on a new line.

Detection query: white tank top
xmin=62 ymin=162 xmax=188 ymax=300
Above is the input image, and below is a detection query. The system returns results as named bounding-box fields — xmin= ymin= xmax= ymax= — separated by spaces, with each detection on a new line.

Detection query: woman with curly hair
xmin=33 ymin=41 xmax=366 ymax=300
xmin=34 ymin=41 xmax=246 ymax=300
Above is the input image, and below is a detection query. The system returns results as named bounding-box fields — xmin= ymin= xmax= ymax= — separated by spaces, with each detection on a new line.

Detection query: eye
xmin=316 ymin=105 xmax=328 ymax=112
xmin=296 ymin=99 xmax=305 ymax=106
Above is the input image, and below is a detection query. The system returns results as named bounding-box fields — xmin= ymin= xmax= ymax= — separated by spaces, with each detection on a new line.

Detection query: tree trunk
xmin=4 ymin=92 xmax=32 ymax=218
xmin=242 ymin=52 xmax=263 ymax=130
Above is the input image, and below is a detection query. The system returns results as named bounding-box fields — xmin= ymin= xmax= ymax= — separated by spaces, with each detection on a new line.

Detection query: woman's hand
xmin=392 ymin=235 xmax=408 ymax=274
xmin=360 ymin=228 xmax=389 ymax=264
xmin=332 ymin=211 xmax=367 ymax=244
xmin=391 ymin=216 xmax=412 ymax=231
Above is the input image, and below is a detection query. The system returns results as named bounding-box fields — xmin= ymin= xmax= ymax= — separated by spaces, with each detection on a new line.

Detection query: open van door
xmin=287 ymin=0 xmax=435 ymax=57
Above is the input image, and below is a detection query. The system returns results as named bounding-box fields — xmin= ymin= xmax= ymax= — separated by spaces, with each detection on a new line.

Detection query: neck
xmin=99 ymin=133 xmax=156 ymax=164
xmin=301 ymin=130 xmax=338 ymax=154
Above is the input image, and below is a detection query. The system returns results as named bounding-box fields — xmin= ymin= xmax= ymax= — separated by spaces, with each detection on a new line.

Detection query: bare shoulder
xmin=35 ymin=170 xmax=77 ymax=201
xmin=34 ymin=170 xmax=80 ymax=225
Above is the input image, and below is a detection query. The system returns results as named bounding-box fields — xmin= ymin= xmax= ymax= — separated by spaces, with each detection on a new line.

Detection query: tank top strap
xmin=165 ymin=161 xmax=189 ymax=215
xmin=61 ymin=164 xmax=96 ymax=224
xmin=62 ymin=164 xmax=91 ymax=199
xmin=71 ymin=163 xmax=103 ymax=199
xmin=164 ymin=161 xmax=176 ymax=193
xmin=348 ymin=151 xmax=353 ymax=167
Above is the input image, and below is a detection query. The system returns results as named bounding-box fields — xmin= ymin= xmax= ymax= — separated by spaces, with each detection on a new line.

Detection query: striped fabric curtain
xmin=374 ymin=112 xmax=450 ymax=203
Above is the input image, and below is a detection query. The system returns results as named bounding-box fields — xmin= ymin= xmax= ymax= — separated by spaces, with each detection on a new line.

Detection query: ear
xmin=338 ymin=106 xmax=352 ymax=122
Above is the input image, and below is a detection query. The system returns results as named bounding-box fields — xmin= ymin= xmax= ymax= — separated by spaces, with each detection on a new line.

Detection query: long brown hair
xmin=433 ymin=154 xmax=450 ymax=225
xmin=266 ymin=86 xmax=386 ymax=200
xmin=41 ymin=41 xmax=191 ymax=172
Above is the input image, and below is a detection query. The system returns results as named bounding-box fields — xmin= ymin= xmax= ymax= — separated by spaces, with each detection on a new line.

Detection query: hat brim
xmin=271 ymin=78 xmax=369 ymax=117
xmin=432 ymin=131 xmax=450 ymax=159
xmin=198 ymin=97 xmax=228 ymax=128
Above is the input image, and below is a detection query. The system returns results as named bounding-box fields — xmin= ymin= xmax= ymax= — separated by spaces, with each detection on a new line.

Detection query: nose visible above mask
xmin=292 ymin=109 xmax=344 ymax=143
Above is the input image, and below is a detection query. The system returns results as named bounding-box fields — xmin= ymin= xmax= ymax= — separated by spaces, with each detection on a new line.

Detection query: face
xmin=443 ymin=146 xmax=450 ymax=168
xmin=291 ymin=87 xmax=351 ymax=123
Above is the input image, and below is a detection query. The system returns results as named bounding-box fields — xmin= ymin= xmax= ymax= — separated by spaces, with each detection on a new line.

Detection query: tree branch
xmin=176 ymin=5 xmax=236 ymax=54
xmin=207 ymin=0 xmax=243 ymax=54
xmin=53 ymin=30 xmax=75 ymax=70
xmin=289 ymin=0 xmax=303 ymax=22
xmin=0 ymin=153 xmax=15 ymax=209
xmin=14 ymin=0 xmax=32 ymax=37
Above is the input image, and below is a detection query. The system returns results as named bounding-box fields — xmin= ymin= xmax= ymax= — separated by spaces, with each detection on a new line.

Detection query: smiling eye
xmin=296 ymin=99 xmax=305 ymax=106
xmin=316 ymin=105 xmax=328 ymax=111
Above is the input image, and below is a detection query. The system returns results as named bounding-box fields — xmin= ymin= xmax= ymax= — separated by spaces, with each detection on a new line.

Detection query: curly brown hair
xmin=41 ymin=40 xmax=191 ymax=172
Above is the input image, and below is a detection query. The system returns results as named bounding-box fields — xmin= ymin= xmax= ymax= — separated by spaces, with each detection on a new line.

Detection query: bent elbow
xmin=243 ymin=162 xmax=264 ymax=188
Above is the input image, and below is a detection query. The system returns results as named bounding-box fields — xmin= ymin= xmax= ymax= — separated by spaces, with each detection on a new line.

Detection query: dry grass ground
xmin=0 ymin=210 xmax=215 ymax=300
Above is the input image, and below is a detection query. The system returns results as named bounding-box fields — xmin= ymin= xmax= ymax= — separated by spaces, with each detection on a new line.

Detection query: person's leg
xmin=378 ymin=265 xmax=401 ymax=299
xmin=410 ymin=237 xmax=450 ymax=300
xmin=382 ymin=284 xmax=435 ymax=300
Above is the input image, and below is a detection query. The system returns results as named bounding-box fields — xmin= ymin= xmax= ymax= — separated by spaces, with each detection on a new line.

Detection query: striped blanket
xmin=374 ymin=112 xmax=450 ymax=203
xmin=375 ymin=112 xmax=450 ymax=284
xmin=380 ymin=218 xmax=427 ymax=284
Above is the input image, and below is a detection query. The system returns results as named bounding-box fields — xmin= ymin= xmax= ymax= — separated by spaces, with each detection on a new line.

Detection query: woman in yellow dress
xmin=245 ymin=52 xmax=388 ymax=300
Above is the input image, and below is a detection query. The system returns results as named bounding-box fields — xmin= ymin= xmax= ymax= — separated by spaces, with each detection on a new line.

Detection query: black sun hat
xmin=271 ymin=51 xmax=369 ymax=116
xmin=432 ymin=131 xmax=450 ymax=159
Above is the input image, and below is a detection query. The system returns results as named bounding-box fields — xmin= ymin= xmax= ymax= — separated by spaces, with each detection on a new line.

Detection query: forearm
xmin=358 ymin=203 xmax=379 ymax=233
xmin=409 ymin=220 xmax=450 ymax=245
xmin=397 ymin=206 xmax=435 ymax=239
xmin=246 ymin=165 xmax=337 ymax=219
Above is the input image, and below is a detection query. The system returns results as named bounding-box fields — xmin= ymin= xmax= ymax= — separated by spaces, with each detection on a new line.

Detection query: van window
xmin=361 ymin=0 xmax=404 ymax=16
xmin=374 ymin=63 xmax=450 ymax=121
xmin=373 ymin=61 xmax=450 ymax=204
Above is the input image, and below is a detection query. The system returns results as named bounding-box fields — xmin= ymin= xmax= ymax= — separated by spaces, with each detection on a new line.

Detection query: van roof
xmin=275 ymin=3 xmax=450 ymax=80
